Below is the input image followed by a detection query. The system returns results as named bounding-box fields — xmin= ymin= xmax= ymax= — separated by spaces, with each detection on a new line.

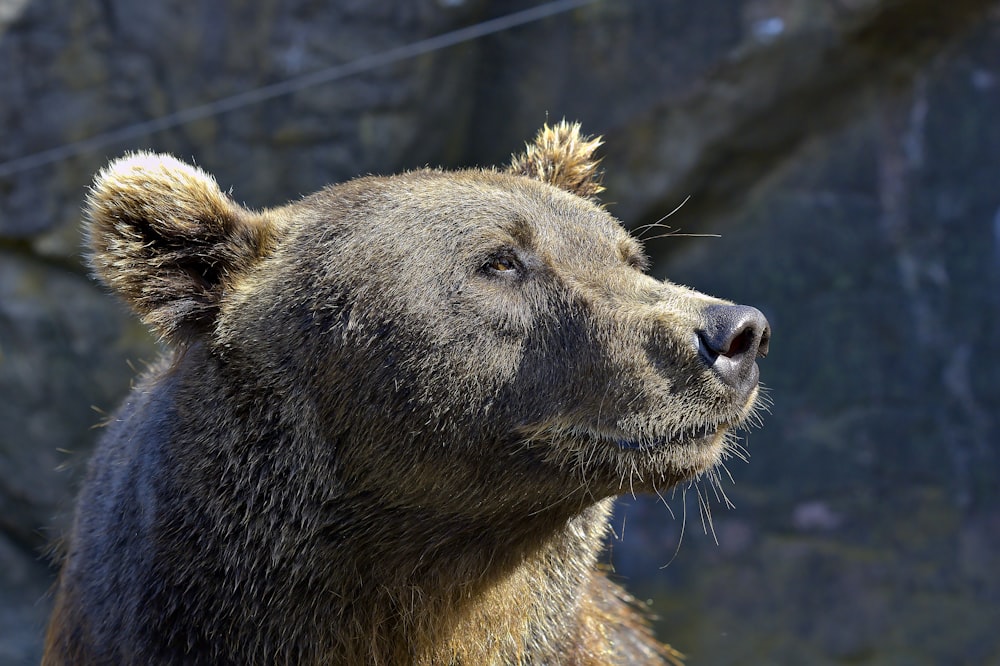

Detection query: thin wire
xmin=0 ymin=0 xmax=598 ymax=179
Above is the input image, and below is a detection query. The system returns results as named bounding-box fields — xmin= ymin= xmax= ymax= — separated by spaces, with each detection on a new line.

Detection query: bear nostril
xmin=724 ymin=327 xmax=756 ymax=358
xmin=697 ymin=304 xmax=770 ymax=389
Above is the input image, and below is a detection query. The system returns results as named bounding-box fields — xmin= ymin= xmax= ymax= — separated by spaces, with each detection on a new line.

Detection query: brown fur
xmin=45 ymin=123 xmax=765 ymax=664
xmin=508 ymin=121 xmax=605 ymax=201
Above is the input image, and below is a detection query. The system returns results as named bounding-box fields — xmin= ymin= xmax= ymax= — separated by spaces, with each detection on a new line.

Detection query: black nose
xmin=697 ymin=304 xmax=770 ymax=390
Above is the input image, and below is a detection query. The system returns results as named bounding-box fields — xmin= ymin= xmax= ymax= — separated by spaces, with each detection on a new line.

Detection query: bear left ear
xmin=507 ymin=120 xmax=604 ymax=200
xmin=85 ymin=152 xmax=281 ymax=344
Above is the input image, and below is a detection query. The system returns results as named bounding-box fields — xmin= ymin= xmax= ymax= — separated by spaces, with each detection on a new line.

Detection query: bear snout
xmin=696 ymin=304 xmax=771 ymax=394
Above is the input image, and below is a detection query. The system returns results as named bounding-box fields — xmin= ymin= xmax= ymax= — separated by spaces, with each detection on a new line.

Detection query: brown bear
xmin=44 ymin=122 xmax=769 ymax=665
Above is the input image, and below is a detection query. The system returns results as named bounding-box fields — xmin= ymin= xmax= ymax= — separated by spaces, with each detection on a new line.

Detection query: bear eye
xmin=490 ymin=257 xmax=517 ymax=272
xmin=482 ymin=250 xmax=522 ymax=276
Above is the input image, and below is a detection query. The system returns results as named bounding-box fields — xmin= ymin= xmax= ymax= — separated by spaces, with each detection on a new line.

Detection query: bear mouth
xmin=528 ymin=422 xmax=729 ymax=452
xmin=520 ymin=419 xmax=739 ymax=457
xmin=609 ymin=422 xmax=727 ymax=451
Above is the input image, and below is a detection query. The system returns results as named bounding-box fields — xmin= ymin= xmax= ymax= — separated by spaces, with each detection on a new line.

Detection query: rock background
xmin=2 ymin=0 xmax=998 ymax=663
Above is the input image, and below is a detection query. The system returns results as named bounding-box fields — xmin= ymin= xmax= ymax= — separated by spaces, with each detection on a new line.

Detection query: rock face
xmin=2 ymin=0 xmax=998 ymax=663
xmin=0 ymin=252 xmax=157 ymax=664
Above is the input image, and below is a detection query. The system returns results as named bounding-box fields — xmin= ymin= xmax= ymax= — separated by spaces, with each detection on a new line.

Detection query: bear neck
xmin=165 ymin=345 xmax=619 ymax=663
xmin=327 ymin=497 xmax=617 ymax=663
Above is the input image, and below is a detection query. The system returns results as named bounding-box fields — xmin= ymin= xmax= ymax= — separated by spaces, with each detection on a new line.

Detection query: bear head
xmin=85 ymin=122 xmax=769 ymax=517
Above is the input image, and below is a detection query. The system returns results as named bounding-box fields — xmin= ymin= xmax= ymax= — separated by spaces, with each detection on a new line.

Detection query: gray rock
xmin=0 ymin=249 xmax=159 ymax=662
xmin=612 ymin=23 xmax=1000 ymax=662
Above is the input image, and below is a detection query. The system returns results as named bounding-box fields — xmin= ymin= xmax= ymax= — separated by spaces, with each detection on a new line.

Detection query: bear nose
xmin=697 ymin=304 xmax=770 ymax=391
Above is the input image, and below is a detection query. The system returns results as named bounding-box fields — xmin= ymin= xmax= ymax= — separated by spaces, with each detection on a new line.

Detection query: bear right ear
xmin=507 ymin=120 xmax=605 ymax=200
xmin=85 ymin=152 xmax=280 ymax=344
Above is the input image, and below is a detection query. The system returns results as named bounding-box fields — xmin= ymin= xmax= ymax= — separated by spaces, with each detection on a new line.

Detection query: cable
xmin=0 ymin=0 xmax=598 ymax=178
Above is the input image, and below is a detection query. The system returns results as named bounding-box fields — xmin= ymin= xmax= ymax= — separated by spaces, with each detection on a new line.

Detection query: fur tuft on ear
xmin=85 ymin=152 xmax=279 ymax=344
xmin=507 ymin=121 xmax=605 ymax=200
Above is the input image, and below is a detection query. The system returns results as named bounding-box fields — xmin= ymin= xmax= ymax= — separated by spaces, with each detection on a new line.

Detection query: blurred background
xmin=2 ymin=0 xmax=999 ymax=663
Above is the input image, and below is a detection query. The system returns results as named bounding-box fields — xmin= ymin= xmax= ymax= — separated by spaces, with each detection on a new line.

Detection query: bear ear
xmin=85 ymin=152 xmax=280 ymax=344
xmin=507 ymin=120 xmax=605 ymax=200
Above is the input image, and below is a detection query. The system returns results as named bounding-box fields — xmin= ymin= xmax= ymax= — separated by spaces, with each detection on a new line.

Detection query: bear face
xmin=212 ymin=170 xmax=765 ymax=512
xmin=56 ymin=122 xmax=769 ymax=664
xmin=87 ymin=133 xmax=766 ymax=514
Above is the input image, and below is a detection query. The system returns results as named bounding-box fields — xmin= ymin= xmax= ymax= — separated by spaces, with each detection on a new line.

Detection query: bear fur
xmin=44 ymin=122 xmax=768 ymax=665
